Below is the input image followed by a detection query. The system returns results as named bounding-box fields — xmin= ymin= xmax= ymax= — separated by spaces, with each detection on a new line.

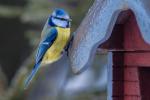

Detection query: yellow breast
xmin=41 ymin=27 xmax=70 ymax=64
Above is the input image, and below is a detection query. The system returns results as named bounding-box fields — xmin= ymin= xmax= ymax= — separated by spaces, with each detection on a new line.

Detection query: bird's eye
xmin=58 ymin=17 xmax=67 ymax=21
xmin=52 ymin=16 xmax=68 ymax=21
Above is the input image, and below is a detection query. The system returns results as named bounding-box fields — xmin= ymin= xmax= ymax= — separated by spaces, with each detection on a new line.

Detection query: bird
xmin=24 ymin=8 xmax=72 ymax=89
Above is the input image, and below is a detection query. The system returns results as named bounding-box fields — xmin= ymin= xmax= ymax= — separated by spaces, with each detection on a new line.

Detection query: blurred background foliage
xmin=0 ymin=0 xmax=107 ymax=100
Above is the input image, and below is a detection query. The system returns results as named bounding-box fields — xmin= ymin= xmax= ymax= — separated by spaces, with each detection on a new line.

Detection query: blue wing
xmin=35 ymin=28 xmax=57 ymax=64
xmin=24 ymin=27 xmax=57 ymax=89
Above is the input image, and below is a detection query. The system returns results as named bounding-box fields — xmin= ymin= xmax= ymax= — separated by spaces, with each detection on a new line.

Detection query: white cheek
xmin=52 ymin=18 xmax=67 ymax=27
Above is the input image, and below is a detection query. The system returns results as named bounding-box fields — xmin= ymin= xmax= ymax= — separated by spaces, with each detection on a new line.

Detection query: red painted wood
xmin=113 ymin=96 xmax=124 ymax=100
xmin=124 ymin=12 xmax=150 ymax=51
xmin=113 ymin=67 xmax=139 ymax=82
xmin=113 ymin=81 xmax=124 ymax=96
xmin=113 ymin=67 xmax=124 ymax=81
xmin=100 ymin=10 xmax=150 ymax=100
xmin=139 ymin=68 xmax=150 ymax=100
xmin=101 ymin=10 xmax=150 ymax=50
xmin=124 ymin=52 xmax=150 ymax=66
xmin=113 ymin=97 xmax=124 ymax=100
xmin=113 ymin=52 xmax=150 ymax=66
xmin=124 ymin=67 xmax=139 ymax=81
xmin=124 ymin=81 xmax=140 ymax=96
xmin=124 ymin=96 xmax=141 ymax=100
xmin=113 ymin=52 xmax=124 ymax=66
xmin=100 ymin=24 xmax=124 ymax=49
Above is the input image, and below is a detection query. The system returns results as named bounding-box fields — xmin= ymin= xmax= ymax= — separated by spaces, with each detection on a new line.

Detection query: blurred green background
xmin=0 ymin=0 xmax=107 ymax=100
xmin=0 ymin=0 xmax=92 ymax=85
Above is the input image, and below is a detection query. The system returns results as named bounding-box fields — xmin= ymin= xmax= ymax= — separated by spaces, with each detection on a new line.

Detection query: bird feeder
xmin=70 ymin=0 xmax=150 ymax=100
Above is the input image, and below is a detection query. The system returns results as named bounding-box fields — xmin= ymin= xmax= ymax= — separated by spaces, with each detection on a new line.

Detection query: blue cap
xmin=51 ymin=8 xmax=71 ymax=20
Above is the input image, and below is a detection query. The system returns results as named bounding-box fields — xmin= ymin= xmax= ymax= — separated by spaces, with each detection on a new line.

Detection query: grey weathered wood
xmin=69 ymin=0 xmax=150 ymax=74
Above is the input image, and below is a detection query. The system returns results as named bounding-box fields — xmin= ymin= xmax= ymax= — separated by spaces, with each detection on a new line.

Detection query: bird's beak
xmin=67 ymin=18 xmax=72 ymax=22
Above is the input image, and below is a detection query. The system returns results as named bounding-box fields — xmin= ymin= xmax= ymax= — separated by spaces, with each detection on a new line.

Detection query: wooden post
xmin=101 ymin=10 xmax=150 ymax=100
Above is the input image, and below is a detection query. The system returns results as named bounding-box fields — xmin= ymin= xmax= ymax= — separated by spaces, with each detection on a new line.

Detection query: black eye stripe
xmin=52 ymin=16 xmax=67 ymax=21
xmin=51 ymin=16 xmax=71 ymax=21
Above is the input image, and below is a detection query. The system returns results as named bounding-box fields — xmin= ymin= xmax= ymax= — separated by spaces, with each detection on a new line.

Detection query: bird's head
xmin=49 ymin=8 xmax=71 ymax=28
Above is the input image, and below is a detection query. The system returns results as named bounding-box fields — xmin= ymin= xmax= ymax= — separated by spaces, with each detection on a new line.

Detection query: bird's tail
xmin=24 ymin=63 xmax=40 ymax=89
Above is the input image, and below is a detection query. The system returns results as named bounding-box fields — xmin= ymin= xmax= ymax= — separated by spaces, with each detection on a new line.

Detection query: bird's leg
xmin=64 ymin=32 xmax=75 ymax=56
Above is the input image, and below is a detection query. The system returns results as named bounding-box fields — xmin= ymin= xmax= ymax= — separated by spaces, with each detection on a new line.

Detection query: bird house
xmin=70 ymin=0 xmax=150 ymax=100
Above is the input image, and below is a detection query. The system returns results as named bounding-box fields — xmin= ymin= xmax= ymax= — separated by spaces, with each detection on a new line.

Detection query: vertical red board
xmin=100 ymin=10 xmax=150 ymax=100
xmin=139 ymin=68 xmax=150 ymax=100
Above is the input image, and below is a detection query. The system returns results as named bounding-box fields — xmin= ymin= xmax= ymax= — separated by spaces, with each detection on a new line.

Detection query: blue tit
xmin=24 ymin=8 xmax=71 ymax=89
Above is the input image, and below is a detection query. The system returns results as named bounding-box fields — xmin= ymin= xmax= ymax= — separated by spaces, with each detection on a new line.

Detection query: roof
xmin=69 ymin=0 xmax=150 ymax=73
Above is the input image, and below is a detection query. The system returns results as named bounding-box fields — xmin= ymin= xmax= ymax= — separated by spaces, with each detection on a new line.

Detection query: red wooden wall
xmin=100 ymin=10 xmax=150 ymax=100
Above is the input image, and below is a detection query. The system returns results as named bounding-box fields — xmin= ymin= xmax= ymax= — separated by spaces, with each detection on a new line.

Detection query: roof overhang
xmin=69 ymin=0 xmax=150 ymax=74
